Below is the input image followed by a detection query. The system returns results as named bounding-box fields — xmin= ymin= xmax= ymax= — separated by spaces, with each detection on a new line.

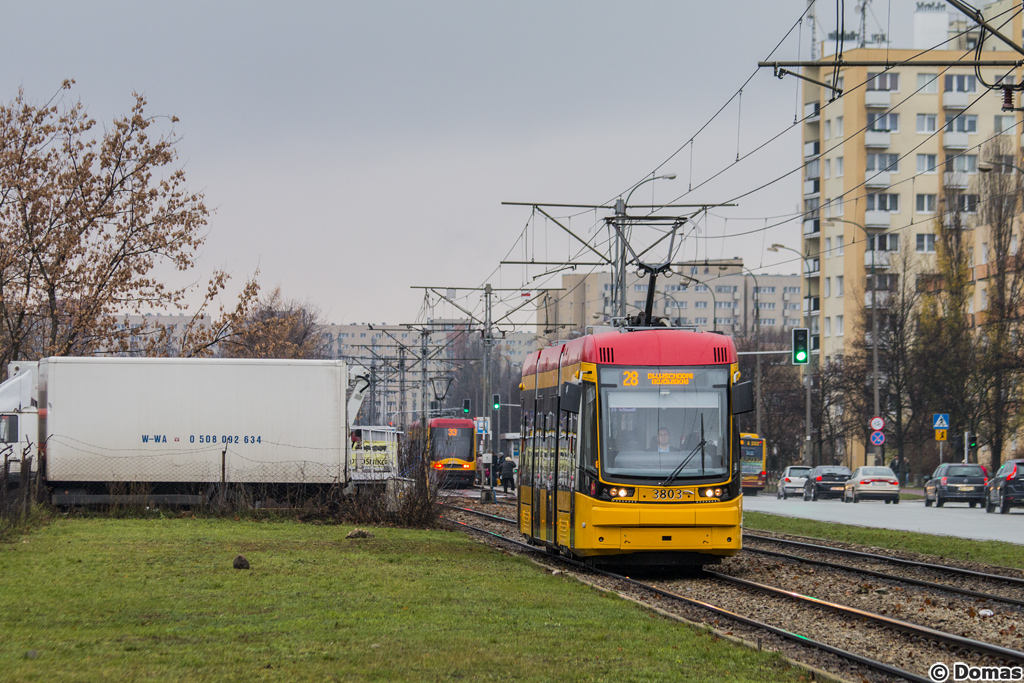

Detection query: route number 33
xmin=622 ymin=371 xmax=639 ymax=386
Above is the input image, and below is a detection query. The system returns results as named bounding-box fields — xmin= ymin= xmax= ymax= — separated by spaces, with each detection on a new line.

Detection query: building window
xmin=866 ymin=193 xmax=899 ymax=212
xmin=665 ymin=300 xmax=687 ymax=309
xmin=916 ymin=154 xmax=937 ymax=174
xmin=665 ymin=284 xmax=688 ymax=292
xmin=944 ymin=114 xmax=977 ymax=134
xmin=916 ymin=193 xmax=937 ymax=213
xmin=757 ymin=302 xmax=776 ymax=309
xmin=824 ymin=317 xmax=831 ymax=337
xmin=868 ymin=233 xmax=899 ymax=252
xmin=755 ymin=286 xmax=776 ymax=294
xmin=784 ymin=286 xmax=801 ymax=294
xmin=715 ymin=301 xmax=734 ymax=309
xmin=945 ymin=74 xmax=977 ymax=93
xmin=917 ymin=73 xmax=939 ymax=93
xmin=824 ymin=158 xmax=831 ymax=178
xmin=835 ymin=116 xmax=844 ymax=137
xmin=693 ymin=284 xmax=708 ymax=292
xmin=867 ymin=112 xmax=899 ymax=132
xmin=760 ymin=318 xmax=777 ymax=326
xmin=867 ymin=153 xmax=899 ymax=172
xmin=995 ymin=115 xmax=1016 ymax=135
xmin=694 ymin=317 xmax=708 ymax=325
xmin=824 ymin=277 xmax=831 ymax=297
xmin=715 ymin=317 xmax=733 ymax=326
xmin=824 ymin=237 xmax=832 ymax=256
xmin=836 ymin=276 xmax=844 ymax=297
xmin=916 ymin=234 xmax=937 ymax=253
xmin=980 ymin=242 xmax=988 ymax=265
xmin=952 ymin=194 xmax=979 ymax=213
xmin=836 ymin=315 xmax=844 ymax=336
xmin=824 ymin=120 xmax=831 ymax=139
xmin=695 ymin=301 xmax=708 ymax=309
xmin=785 ymin=302 xmax=800 ymax=310
xmin=916 ymin=113 xmax=937 ymax=133
xmin=715 ymin=285 xmax=737 ymax=294
xmin=633 ymin=284 xmax=648 ymax=292
xmin=867 ymin=72 xmax=899 ymax=91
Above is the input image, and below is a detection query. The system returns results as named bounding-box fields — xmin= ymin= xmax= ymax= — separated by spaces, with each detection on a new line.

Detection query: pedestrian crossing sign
xmin=933 ymin=413 xmax=949 ymax=429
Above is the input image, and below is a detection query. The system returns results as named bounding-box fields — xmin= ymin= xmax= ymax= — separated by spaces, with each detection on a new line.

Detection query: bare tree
xmin=0 ymin=82 xmax=258 ymax=370
xmin=221 ymin=287 xmax=328 ymax=359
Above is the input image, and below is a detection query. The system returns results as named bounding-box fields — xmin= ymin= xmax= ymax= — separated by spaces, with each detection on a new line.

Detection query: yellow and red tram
xmin=426 ymin=417 xmax=477 ymax=487
xmin=517 ymin=327 xmax=750 ymax=566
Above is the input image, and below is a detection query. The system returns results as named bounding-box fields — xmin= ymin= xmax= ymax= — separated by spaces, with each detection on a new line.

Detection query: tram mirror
xmin=560 ymin=382 xmax=582 ymax=414
xmin=732 ymin=381 xmax=754 ymax=415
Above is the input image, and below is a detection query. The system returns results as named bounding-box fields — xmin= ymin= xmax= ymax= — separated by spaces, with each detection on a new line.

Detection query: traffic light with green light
xmin=969 ymin=432 xmax=978 ymax=449
xmin=462 ymin=399 xmax=471 ymax=414
xmin=792 ymin=328 xmax=810 ymax=365
xmin=492 ymin=394 xmax=500 ymax=410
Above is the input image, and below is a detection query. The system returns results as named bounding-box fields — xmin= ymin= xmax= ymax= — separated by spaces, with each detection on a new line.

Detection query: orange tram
xmin=517 ymin=327 xmax=752 ymax=566
xmin=426 ymin=417 xmax=477 ymax=487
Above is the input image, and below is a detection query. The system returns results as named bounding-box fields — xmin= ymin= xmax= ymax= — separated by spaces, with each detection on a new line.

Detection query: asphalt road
xmin=743 ymin=493 xmax=1024 ymax=545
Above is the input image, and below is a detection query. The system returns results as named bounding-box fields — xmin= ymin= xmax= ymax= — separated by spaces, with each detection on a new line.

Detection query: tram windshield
xmin=599 ymin=366 xmax=729 ymax=480
xmin=430 ymin=427 xmax=475 ymax=461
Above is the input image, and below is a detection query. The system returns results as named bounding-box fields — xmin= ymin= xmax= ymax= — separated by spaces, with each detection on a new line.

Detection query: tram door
xmin=530 ymin=408 xmax=540 ymax=540
xmin=546 ymin=401 xmax=558 ymax=544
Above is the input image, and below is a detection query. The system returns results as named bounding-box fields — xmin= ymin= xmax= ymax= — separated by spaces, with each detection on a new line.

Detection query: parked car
xmin=985 ymin=458 xmax=1024 ymax=514
xmin=843 ymin=466 xmax=899 ymax=504
xmin=777 ymin=465 xmax=812 ymax=499
xmin=924 ymin=463 xmax=987 ymax=508
xmin=802 ymin=465 xmax=852 ymax=501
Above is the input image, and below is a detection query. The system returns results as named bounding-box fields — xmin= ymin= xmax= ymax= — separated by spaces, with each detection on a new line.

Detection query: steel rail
xmin=745 ymin=533 xmax=1024 ymax=587
xmin=443 ymin=513 xmax=928 ymax=683
xmin=743 ymin=545 xmax=1024 ymax=608
xmin=705 ymin=570 xmax=1024 ymax=666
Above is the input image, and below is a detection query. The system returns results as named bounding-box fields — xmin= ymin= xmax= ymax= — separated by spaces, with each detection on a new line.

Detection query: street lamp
xmin=737 ymin=266 xmax=762 ymax=436
xmin=823 ymin=218 xmax=882 ymax=471
xmin=768 ymin=243 xmax=814 ymax=465
xmin=614 ymin=174 xmax=677 ymax=318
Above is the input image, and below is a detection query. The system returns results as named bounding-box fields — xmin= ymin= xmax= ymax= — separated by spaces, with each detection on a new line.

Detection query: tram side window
xmin=522 ymin=409 xmax=534 ymax=482
xmin=579 ymin=383 xmax=598 ymax=474
xmin=0 ymin=415 xmax=17 ymax=443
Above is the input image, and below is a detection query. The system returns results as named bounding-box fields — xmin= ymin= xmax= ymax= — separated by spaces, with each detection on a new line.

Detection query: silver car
xmin=777 ymin=465 xmax=812 ymax=499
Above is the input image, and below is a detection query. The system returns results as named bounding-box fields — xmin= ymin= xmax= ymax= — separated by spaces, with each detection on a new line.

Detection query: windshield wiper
xmin=660 ymin=415 xmax=706 ymax=487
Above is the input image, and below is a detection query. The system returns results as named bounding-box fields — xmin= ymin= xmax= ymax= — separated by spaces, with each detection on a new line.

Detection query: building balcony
xmin=804 ymin=259 xmax=821 ymax=278
xmin=803 ymin=217 xmax=820 ymax=236
xmin=864 ymin=130 xmax=891 ymax=148
xmin=804 ymin=140 xmax=820 ymax=158
xmin=803 ymin=178 xmax=820 ymax=196
xmin=864 ymin=290 xmax=892 ymax=307
xmin=864 ymin=250 xmax=892 ymax=269
xmin=865 ymin=170 xmax=890 ymax=188
xmin=943 ymin=91 xmax=970 ymax=109
xmin=943 ymin=131 xmax=969 ymax=149
xmin=804 ymin=101 xmax=821 ymax=120
xmin=864 ymin=90 xmax=892 ymax=108
xmin=811 ymin=334 xmax=820 ymax=351
xmin=864 ymin=210 xmax=892 ymax=228
xmin=943 ymin=172 xmax=971 ymax=189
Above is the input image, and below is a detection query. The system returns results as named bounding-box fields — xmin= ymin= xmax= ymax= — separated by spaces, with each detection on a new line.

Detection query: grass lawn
xmin=744 ymin=511 xmax=1024 ymax=570
xmin=0 ymin=517 xmax=806 ymax=683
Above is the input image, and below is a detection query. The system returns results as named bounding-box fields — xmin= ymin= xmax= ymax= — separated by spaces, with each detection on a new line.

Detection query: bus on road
xmin=740 ymin=433 xmax=766 ymax=495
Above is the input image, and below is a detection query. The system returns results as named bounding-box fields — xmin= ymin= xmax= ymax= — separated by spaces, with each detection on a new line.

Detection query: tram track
xmin=441 ymin=503 xmax=1024 ymax=683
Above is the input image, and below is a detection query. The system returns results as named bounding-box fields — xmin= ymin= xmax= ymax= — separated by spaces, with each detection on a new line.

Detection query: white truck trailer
xmin=0 ymin=361 xmax=40 ymax=488
xmin=5 ymin=357 xmax=361 ymax=505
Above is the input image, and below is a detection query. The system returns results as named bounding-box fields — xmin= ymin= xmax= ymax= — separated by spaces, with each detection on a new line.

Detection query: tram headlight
xmin=700 ymin=488 xmax=723 ymax=498
xmin=610 ymin=487 xmax=635 ymax=498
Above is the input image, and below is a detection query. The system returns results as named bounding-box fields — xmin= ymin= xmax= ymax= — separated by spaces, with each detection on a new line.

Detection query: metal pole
xmin=420 ymin=328 xmax=429 ymax=431
xmin=871 ymin=246 xmax=881 ymax=468
xmin=615 ymin=199 xmax=626 ymax=319
xmin=964 ymin=431 xmax=969 ymax=464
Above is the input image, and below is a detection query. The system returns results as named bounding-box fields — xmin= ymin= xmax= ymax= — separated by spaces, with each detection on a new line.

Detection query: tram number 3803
xmin=650 ymin=488 xmax=688 ymax=500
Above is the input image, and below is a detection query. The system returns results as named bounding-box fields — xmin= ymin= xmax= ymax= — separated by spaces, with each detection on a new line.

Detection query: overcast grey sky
xmin=2 ymin=1 xmax=918 ymax=328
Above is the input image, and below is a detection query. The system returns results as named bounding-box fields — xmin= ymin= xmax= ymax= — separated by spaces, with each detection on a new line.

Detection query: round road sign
xmin=869 ymin=416 xmax=885 ymax=431
xmin=870 ymin=430 xmax=886 ymax=446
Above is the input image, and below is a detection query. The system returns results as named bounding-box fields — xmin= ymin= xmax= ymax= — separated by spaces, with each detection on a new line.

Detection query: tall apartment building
xmin=537 ymin=261 xmax=802 ymax=343
xmin=800 ymin=2 xmax=1023 ymax=464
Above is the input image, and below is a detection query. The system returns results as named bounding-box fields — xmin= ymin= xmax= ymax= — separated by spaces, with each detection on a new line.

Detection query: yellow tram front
xmin=518 ymin=329 xmax=749 ymax=566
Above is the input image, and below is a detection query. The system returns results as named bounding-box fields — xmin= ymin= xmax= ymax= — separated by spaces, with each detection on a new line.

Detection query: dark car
xmin=924 ymin=463 xmax=988 ymax=508
xmin=802 ymin=465 xmax=852 ymax=501
xmin=985 ymin=459 xmax=1024 ymax=514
